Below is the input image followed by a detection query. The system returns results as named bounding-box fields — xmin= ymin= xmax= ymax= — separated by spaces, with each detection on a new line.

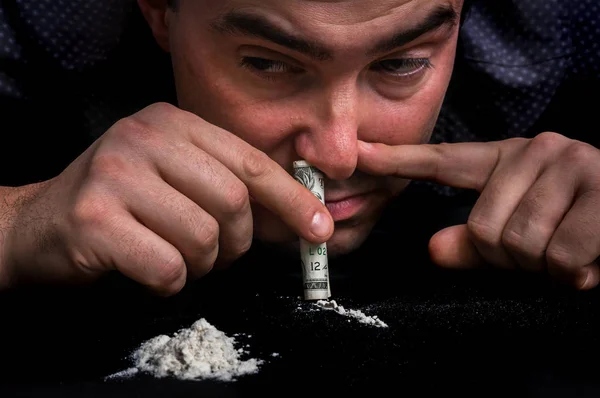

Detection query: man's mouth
xmin=325 ymin=191 xmax=372 ymax=222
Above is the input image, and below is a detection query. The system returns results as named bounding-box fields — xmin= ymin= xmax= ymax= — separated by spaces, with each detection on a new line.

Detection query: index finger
xmin=186 ymin=118 xmax=334 ymax=244
xmin=357 ymin=140 xmax=501 ymax=192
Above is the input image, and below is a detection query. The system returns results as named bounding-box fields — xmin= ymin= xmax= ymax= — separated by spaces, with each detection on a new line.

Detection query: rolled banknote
xmin=293 ymin=160 xmax=331 ymax=300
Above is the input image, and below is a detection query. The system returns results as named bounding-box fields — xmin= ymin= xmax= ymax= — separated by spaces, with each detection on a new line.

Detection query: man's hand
xmin=358 ymin=132 xmax=600 ymax=290
xmin=1 ymin=103 xmax=333 ymax=295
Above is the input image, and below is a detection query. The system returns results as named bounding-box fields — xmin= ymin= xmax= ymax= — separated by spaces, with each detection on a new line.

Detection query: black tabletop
xmin=1 ymin=190 xmax=600 ymax=397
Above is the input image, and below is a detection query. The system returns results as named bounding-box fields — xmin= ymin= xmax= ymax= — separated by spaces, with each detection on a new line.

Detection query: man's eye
xmin=240 ymin=57 xmax=302 ymax=74
xmin=371 ymin=58 xmax=432 ymax=77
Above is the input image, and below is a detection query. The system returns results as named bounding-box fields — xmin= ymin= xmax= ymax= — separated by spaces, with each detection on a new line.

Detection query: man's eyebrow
xmin=210 ymin=11 xmax=334 ymax=61
xmin=368 ymin=4 xmax=459 ymax=56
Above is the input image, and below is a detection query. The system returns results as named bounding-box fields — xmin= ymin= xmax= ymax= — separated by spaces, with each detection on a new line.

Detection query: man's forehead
xmin=198 ymin=0 xmax=460 ymax=24
xmin=202 ymin=0 xmax=460 ymax=61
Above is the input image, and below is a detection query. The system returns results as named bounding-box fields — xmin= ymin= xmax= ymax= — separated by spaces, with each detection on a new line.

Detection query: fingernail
xmin=311 ymin=210 xmax=331 ymax=239
xmin=581 ymin=268 xmax=597 ymax=290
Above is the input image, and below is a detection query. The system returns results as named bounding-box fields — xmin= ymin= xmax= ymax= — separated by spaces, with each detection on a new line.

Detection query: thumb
xmin=428 ymin=224 xmax=484 ymax=269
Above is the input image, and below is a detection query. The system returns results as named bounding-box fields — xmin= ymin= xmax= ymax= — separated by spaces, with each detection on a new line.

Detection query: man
xmin=0 ymin=0 xmax=598 ymax=295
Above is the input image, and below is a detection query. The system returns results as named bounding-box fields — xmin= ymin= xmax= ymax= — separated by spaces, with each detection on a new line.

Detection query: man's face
xmin=159 ymin=0 xmax=462 ymax=257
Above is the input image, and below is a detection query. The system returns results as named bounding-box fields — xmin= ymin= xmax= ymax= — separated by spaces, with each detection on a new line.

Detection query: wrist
xmin=0 ymin=182 xmax=48 ymax=289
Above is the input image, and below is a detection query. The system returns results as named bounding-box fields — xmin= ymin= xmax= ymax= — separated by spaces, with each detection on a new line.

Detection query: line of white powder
xmin=314 ymin=299 xmax=388 ymax=328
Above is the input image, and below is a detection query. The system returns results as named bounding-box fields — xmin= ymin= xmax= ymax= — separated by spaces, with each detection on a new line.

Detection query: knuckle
xmin=70 ymin=194 xmax=113 ymax=229
xmin=221 ymin=182 xmax=250 ymax=217
xmin=501 ymin=228 xmax=529 ymax=255
xmin=154 ymin=252 xmax=186 ymax=295
xmin=426 ymin=145 xmax=445 ymax=179
xmin=187 ymin=252 xmax=217 ymax=280
xmin=232 ymin=235 xmax=253 ymax=259
xmin=242 ymin=149 xmax=273 ymax=180
xmin=467 ymin=217 xmax=500 ymax=247
xmin=192 ymin=217 xmax=220 ymax=254
xmin=546 ymin=244 xmax=576 ymax=271
xmin=110 ymin=116 xmax=161 ymax=148
xmin=529 ymin=131 xmax=567 ymax=153
xmin=561 ymin=141 xmax=597 ymax=168
xmin=147 ymin=101 xmax=178 ymax=115
xmin=145 ymin=102 xmax=183 ymax=124
xmin=110 ymin=117 xmax=146 ymax=140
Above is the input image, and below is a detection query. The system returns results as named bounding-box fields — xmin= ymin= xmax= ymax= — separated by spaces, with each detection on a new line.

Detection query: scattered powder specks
xmin=105 ymin=367 xmax=139 ymax=380
xmin=106 ymin=318 xmax=264 ymax=382
xmin=315 ymin=300 xmax=388 ymax=328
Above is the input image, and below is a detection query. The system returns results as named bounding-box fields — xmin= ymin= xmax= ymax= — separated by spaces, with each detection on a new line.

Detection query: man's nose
xmin=294 ymin=81 xmax=360 ymax=181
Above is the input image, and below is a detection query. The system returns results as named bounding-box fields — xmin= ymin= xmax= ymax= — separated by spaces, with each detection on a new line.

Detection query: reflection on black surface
xmin=1 ymin=186 xmax=600 ymax=397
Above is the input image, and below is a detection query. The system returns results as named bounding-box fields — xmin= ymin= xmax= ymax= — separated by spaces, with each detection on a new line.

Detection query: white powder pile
xmin=107 ymin=318 xmax=263 ymax=382
xmin=315 ymin=299 xmax=388 ymax=328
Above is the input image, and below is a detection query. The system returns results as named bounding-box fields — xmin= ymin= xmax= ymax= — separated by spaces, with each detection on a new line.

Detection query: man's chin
xmin=325 ymin=226 xmax=371 ymax=257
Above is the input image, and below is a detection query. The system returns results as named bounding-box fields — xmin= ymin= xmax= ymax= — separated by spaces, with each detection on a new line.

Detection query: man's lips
xmin=325 ymin=192 xmax=371 ymax=222
xmin=325 ymin=189 xmax=371 ymax=203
